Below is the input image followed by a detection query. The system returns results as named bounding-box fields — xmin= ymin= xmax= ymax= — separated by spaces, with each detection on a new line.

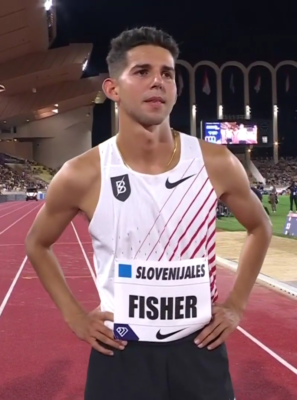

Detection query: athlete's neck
xmin=116 ymin=116 xmax=176 ymax=168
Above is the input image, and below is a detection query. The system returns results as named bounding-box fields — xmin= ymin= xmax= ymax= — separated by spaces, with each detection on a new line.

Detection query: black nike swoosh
xmin=156 ymin=328 xmax=185 ymax=340
xmin=165 ymin=174 xmax=195 ymax=189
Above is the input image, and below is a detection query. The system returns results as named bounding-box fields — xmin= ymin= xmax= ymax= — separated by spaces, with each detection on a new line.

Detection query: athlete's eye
xmin=163 ymin=71 xmax=174 ymax=79
xmin=136 ymin=69 xmax=148 ymax=76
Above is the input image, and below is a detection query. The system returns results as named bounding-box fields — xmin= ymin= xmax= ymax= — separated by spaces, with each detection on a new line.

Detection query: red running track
xmin=0 ymin=201 xmax=296 ymax=400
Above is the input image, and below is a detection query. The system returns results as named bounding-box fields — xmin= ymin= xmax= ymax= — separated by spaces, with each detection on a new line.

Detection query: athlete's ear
xmin=102 ymin=78 xmax=119 ymax=102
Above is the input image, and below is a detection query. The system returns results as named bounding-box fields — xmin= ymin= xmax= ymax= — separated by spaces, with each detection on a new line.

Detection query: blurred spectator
xmin=23 ymin=158 xmax=56 ymax=177
xmin=0 ymin=153 xmax=56 ymax=192
xmin=253 ymin=156 xmax=297 ymax=186
xmin=0 ymin=163 xmax=47 ymax=191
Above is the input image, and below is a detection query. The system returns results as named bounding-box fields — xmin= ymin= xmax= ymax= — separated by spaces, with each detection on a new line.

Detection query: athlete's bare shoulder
xmin=48 ymin=146 xmax=100 ymax=210
xmin=198 ymin=139 xmax=271 ymax=232
xmin=199 ymin=138 xmax=231 ymax=163
xmin=198 ymin=139 xmax=248 ymax=198
xmin=26 ymin=146 xmax=101 ymax=247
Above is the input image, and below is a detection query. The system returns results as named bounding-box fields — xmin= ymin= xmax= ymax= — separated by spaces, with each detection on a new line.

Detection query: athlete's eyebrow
xmin=131 ymin=64 xmax=175 ymax=72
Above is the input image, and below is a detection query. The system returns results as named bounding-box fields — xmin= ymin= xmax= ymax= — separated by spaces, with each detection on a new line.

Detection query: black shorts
xmin=84 ymin=332 xmax=235 ymax=400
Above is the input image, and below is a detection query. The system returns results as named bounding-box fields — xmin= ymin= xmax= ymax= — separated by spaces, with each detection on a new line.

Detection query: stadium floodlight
xmin=44 ymin=0 xmax=52 ymax=11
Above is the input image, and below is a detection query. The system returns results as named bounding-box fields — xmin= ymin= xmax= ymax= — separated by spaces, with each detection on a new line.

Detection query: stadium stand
xmin=17 ymin=159 xmax=55 ymax=184
xmin=0 ymin=152 xmax=55 ymax=192
xmin=253 ymin=157 xmax=297 ymax=186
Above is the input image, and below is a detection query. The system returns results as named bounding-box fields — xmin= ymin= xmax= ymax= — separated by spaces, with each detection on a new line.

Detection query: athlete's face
xmin=104 ymin=45 xmax=177 ymax=127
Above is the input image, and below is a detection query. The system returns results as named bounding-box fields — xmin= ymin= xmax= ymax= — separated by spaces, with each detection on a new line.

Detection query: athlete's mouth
xmin=145 ymin=97 xmax=165 ymax=104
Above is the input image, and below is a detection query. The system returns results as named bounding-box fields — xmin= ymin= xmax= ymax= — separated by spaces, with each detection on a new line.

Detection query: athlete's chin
xmin=138 ymin=114 xmax=168 ymax=127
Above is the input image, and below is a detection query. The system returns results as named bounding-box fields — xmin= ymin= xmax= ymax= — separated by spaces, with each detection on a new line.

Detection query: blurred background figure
xmin=288 ymin=181 xmax=297 ymax=211
xmin=268 ymin=184 xmax=278 ymax=213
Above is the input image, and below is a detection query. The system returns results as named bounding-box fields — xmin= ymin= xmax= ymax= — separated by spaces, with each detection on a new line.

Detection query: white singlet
xmin=89 ymin=132 xmax=218 ymax=342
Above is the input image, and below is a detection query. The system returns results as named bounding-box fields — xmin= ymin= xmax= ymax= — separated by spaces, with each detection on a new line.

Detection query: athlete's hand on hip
xmin=194 ymin=301 xmax=242 ymax=350
xmin=67 ymin=308 xmax=127 ymax=356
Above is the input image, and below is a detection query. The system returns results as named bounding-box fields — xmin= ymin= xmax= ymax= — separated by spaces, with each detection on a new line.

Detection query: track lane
xmin=0 ymin=202 xmax=31 ymax=214
xmin=0 ymin=202 xmax=41 ymax=233
xmin=0 ymin=225 xmax=99 ymax=400
xmin=0 ymin=203 xmax=43 ymax=303
xmin=0 ymin=203 xmax=32 ymax=219
xmin=0 ymin=201 xmax=26 ymax=211
xmin=217 ymin=267 xmax=297 ymax=370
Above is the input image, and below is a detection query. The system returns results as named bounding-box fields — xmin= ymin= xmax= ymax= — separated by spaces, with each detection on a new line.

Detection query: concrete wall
xmin=0 ymin=141 xmax=33 ymax=159
xmin=33 ymin=121 xmax=91 ymax=169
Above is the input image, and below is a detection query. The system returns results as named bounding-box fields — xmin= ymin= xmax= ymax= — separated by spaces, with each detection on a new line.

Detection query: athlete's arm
xmin=25 ymin=160 xmax=126 ymax=355
xmin=196 ymin=144 xmax=272 ymax=349
xmin=25 ymin=163 xmax=85 ymax=320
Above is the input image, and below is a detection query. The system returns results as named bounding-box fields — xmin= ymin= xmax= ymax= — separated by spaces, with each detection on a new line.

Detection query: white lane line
xmin=237 ymin=326 xmax=297 ymax=375
xmin=0 ymin=202 xmax=20 ymax=212
xmin=217 ymin=257 xmax=297 ymax=374
xmin=0 ymin=202 xmax=28 ymax=213
xmin=0 ymin=203 xmax=41 ymax=236
xmin=0 ymin=204 xmax=42 ymax=319
xmin=71 ymin=221 xmax=96 ymax=284
xmin=0 ymin=241 xmax=93 ymax=247
xmin=0 ymin=203 xmax=31 ymax=219
xmin=0 ymin=256 xmax=27 ymax=318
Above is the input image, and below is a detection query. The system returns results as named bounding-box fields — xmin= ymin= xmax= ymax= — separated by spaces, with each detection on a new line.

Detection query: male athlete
xmin=26 ymin=27 xmax=272 ymax=400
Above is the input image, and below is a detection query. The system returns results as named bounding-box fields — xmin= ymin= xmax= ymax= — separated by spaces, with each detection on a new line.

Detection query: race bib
xmin=113 ymin=258 xmax=212 ymax=342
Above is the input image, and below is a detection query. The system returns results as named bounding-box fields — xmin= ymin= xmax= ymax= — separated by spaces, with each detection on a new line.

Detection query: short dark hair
xmin=106 ymin=26 xmax=179 ymax=77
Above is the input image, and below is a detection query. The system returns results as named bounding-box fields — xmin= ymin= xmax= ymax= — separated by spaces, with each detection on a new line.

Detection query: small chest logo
xmin=110 ymin=174 xmax=131 ymax=202
xmin=165 ymin=174 xmax=195 ymax=189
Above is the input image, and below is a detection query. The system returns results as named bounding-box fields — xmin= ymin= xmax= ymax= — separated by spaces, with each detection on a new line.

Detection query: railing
xmin=0 ymin=191 xmax=46 ymax=203
xmin=0 ymin=194 xmax=26 ymax=203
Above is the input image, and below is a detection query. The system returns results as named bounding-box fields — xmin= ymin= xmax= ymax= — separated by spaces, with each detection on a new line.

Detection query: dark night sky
xmin=53 ymin=0 xmax=297 ymax=156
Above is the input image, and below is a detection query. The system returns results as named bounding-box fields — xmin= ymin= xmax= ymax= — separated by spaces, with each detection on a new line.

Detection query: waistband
xmin=119 ymin=329 xmax=202 ymax=347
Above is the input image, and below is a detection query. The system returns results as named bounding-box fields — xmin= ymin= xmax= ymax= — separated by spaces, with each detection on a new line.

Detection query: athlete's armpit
xmin=26 ymin=163 xmax=82 ymax=249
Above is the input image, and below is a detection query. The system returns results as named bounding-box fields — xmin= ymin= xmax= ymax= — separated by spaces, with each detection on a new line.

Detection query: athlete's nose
xmin=151 ymin=73 xmax=165 ymax=90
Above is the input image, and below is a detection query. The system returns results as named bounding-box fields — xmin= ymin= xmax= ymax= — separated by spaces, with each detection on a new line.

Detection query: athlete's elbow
xmin=25 ymin=232 xmax=52 ymax=259
xmin=261 ymin=211 xmax=273 ymax=235
xmin=248 ymin=217 xmax=273 ymax=243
